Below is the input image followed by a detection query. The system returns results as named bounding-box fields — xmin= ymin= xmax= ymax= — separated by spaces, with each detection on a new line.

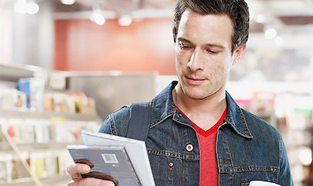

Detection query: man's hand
xmin=67 ymin=164 xmax=115 ymax=186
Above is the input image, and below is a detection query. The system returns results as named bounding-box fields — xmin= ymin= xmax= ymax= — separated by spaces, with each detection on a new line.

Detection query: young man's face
xmin=175 ymin=9 xmax=245 ymax=100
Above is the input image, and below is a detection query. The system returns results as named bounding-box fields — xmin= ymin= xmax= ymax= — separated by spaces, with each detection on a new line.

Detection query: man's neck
xmin=172 ymin=83 xmax=227 ymax=130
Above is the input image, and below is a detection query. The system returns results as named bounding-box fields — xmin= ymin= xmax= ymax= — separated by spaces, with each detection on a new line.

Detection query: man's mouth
xmin=185 ymin=76 xmax=206 ymax=85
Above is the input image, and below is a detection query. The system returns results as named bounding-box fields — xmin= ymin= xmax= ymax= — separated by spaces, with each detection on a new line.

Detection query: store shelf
xmin=0 ymin=142 xmax=82 ymax=152
xmin=0 ymin=176 xmax=67 ymax=186
xmin=0 ymin=177 xmax=38 ymax=186
xmin=0 ymin=64 xmax=40 ymax=82
xmin=0 ymin=109 xmax=102 ymax=122
xmin=0 ymin=65 xmax=103 ymax=186
xmin=40 ymin=175 xmax=71 ymax=186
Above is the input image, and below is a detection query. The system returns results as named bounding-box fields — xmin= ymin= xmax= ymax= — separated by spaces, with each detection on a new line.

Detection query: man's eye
xmin=207 ymin=49 xmax=220 ymax=54
xmin=179 ymin=42 xmax=192 ymax=50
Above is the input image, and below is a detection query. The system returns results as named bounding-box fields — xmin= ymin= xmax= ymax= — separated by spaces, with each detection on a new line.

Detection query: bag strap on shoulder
xmin=127 ymin=102 xmax=151 ymax=141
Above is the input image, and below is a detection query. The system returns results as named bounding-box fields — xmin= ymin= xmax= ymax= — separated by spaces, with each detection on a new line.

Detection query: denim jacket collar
xmin=150 ymin=81 xmax=177 ymax=128
xmin=224 ymin=91 xmax=253 ymax=139
xmin=151 ymin=81 xmax=253 ymax=139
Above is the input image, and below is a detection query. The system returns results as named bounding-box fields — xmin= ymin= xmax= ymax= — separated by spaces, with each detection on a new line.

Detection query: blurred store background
xmin=0 ymin=0 xmax=312 ymax=185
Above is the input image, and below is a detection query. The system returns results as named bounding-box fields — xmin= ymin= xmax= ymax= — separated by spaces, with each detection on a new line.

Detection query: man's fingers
xmin=67 ymin=165 xmax=115 ymax=186
xmin=71 ymin=172 xmax=82 ymax=182
xmin=67 ymin=164 xmax=91 ymax=181
xmin=68 ymin=181 xmax=76 ymax=186
xmin=68 ymin=178 xmax=115 ymax=186
xmin=69 ymin=178 xmax=114 ymax=186
xmin=82 ymin=178 xmax=115 ymax=186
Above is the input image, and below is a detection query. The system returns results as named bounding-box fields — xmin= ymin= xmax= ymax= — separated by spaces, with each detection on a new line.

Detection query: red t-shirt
xmin=176 ymin=106 xmax=227 ymax=186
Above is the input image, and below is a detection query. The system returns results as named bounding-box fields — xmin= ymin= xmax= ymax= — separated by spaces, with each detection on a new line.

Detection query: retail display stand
xmin=0 ymin=127 xmax=42 ymax=186
xmin=0 ymin=110 xmax=101 ymax=186
xmin=0 ymin=64 xmax=102 ymax=186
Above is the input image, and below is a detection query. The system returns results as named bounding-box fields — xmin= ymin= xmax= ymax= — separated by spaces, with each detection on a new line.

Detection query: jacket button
xmin=186 ymin=144 xmax=194 ymax=152
xmin=169 ymin=162 xmax=174 ymax=168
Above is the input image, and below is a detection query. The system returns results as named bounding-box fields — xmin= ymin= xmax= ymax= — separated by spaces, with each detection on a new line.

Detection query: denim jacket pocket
xmin=148 ymin=149 xmax=182 ymax=186
xmin=240 ymin=166 xmax=279 ymax=183
xmin=220 ymin=165 xmax=279 ymax=185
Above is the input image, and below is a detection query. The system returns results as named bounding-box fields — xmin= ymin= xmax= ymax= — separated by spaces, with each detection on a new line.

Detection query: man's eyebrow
xmin=177 ymin=37 xmax=225 ymax=49
xmin=177 ymin=37 xmax=191 ymax=43
xmin=205 ymin=43 xmax=225 ymax=49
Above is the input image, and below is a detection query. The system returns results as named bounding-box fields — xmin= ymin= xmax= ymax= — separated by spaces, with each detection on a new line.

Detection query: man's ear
xmin=232 ymin=44 xmax=246 ymax=66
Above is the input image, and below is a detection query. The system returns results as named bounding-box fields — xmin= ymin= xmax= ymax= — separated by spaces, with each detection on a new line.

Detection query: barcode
xmin=101 ymin=154 xmax=119 ymax=164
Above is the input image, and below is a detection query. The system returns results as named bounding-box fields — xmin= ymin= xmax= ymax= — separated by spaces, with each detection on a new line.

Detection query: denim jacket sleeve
xmin=98 ymin=114 xmax=114 ymax=134
xmin=278 ymin=135 xmax=294 ymax=186
xmin=98 ymin=106 xmax=130 ymax=136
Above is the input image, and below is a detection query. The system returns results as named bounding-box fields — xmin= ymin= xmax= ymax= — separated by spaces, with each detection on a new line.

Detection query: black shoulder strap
xmin=127 ymin=102 xmax=151 ymax=141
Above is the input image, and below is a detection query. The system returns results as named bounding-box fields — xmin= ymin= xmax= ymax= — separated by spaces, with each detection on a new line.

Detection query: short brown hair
xmin=173 ymin=0 xmax=250 ymax=53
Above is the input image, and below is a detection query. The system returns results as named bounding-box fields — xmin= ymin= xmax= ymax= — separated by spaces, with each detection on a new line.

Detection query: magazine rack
xmin=0 ymin=128 xmax=42 ymax=186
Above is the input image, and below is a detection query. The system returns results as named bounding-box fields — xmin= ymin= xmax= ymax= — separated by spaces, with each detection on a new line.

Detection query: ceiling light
xmin=14 ymin=0 xmax=39 ymax=15
xmin=26 ymin=1 xmax=39 ymax=14
xmin=90 ymin=9 xmax=106 ymax=26
xmin=14 ymin=0 xmax=27 ymax=14
xmin=118 ymin=14 xmax=132 ymax=26
xmin=265 ymin=28 xmax=277 ymax=40
xmin=60 ymin=0 xmax=76 ymax=5
xmin=254 ymin=14 xmax=265 ymax=23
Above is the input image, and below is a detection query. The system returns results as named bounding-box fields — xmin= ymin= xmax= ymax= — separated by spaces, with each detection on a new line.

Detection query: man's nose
xmin=187 ymin=48 xmax=205 ymax=72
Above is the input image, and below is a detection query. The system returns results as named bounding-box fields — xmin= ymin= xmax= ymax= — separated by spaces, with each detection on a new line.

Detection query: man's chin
xmin=185 ymin=91 xmax=209 ymax=100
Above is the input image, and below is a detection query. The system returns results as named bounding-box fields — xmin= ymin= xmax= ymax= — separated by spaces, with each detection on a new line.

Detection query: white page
xmin=81 ymin=130 xmax=155 ymax=186
xmin=249 ymin=181 xmax=281 ymax=186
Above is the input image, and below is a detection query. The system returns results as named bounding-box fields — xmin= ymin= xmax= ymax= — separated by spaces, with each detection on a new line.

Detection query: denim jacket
xmin=99 ymin=81 xmax=293 ymax=186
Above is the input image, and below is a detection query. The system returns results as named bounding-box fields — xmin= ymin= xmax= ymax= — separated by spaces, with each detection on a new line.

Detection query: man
xmin=68 ymin=0 xmax=294 ymax=185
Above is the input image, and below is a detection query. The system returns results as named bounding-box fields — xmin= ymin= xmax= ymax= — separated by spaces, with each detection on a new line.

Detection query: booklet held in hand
xmin=68 ymin=145 xmax=140 ymax=186
xmin=67 ymin=130 xmax=155 ymax=186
